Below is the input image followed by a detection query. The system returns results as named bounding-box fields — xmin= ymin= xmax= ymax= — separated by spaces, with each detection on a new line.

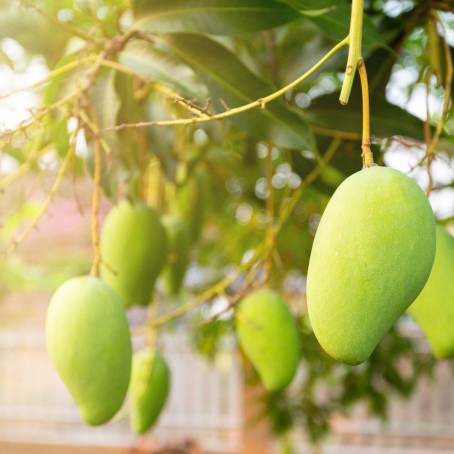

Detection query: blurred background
xmin=0 ymin=205 xmax=453 ymax=454
xmin=1 ymin=0 xmax=454 ymax=453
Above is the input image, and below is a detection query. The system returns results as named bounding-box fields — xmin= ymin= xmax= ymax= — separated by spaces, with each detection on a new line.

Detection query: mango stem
xmin=358 ymin=60 xmax=375 ymax=168
xmin=340 ymin=0 xmax=364 ymax=105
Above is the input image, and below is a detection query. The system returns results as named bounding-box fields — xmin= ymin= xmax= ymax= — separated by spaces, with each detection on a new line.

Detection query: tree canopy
xmin=0 ymin=0 xmax=453 ymax=444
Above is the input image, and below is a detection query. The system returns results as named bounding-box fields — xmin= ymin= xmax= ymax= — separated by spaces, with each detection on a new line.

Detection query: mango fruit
xmin=130 ymin=350 xmax=171 ymax=434
xmin=235 ymin=289 xmax=300 ymax=391
xmin=408 ymin=226 xmax=454 ymax=358
xmin=307 ymin=166 xmax=435 ymax=365
xmin=100 ymin=201 xmax=167 ymax=307
xmin=162 ymin=215 xmax=191 ymax=296
xmin=46 ymin=276 xmax=132 ymax=425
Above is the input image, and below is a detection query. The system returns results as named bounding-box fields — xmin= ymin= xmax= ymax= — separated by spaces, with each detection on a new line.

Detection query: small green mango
xmin=307 ymin=166 xmax=435 ymax=365
xmin=162 ymin=215 xmax=191 ymax=296
xmin=100 ymin=201 xmax=167 ymax=307
xmin=408 ymin=226 xmax=454 ymax=358
xmin=130 ymin=350 xmax=171 ymax=434
xmin=46 ymin=276 xmax=132 ymax=425
xmin=235 ymin=289 xmax=300 ymax=391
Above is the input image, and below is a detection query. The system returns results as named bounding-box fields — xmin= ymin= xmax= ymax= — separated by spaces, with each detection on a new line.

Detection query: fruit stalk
xmin=340 ymin=0 xmax=364 ymax=105
xmin=358 ymin=60 xmax=375 ymax=168
xmin=90 ymin=135 xmax=102 ymax=276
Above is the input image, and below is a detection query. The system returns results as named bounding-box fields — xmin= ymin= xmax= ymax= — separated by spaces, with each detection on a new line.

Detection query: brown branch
xmin=98 ymin=37 xmax=349 ymax=133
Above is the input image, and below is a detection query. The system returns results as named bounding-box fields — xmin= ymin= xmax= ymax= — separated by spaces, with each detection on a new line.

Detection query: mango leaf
xmin=44 ymin=53 xmax=88 ymax=106
xmin=306 ymin=90 xmax=424 ymax=141
xmin=89 ymin=69 xmax=120 ymax=151
xmin=90 ymin=69 xmax=120 ymax=130
xmin=279 ymin=0 xmax=384 ymax=52
xmin=0 ymin=6 xmax=70 ymax=63
xmin=133 ymin=0 xmax=300 ymax=35
xmin=119 ymin=41 xmax=206 ymax=98
xmin=159 ymin=33 xmax=315 ymax=151
xmin=48 ymin=117 xmax=69 ymax=157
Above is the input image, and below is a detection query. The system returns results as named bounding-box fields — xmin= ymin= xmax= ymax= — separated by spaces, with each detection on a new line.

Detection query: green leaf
xmin=0 ymin=6 xmax=70 ymax=63
xmin=89 ymin=69 xmax=120 ymax=151
xmin=44 ymin=53 xmax=85 ymax=106
xmin=159 ymin=33 xmax=315 ymax=151
xmin=49 ymin=117 xmax=69 ymax=157
xmin=306 ymin=91 xmax=423 ymax=141
xmin=119 ymin=41 xmax=205 ymax=98
xmin=133 ymin=0 xmax=300 ymax=35
xmin=90 ymin=69 xmax=120 ymax=131
xmin=279 ymin=0 xmax=383 ymax=52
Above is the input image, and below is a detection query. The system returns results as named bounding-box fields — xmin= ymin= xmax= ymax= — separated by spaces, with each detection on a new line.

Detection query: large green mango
xmin=46 ymin=276 xmax=132 ymax=425
xmin=130 ymin=350 xmax=171 ymax=434
xmin=235 ymin=289 xmax=300 ymax=391
xmin=307 ymin=166 xmax=435 ymax=365
xmin=100 ymin=201 xmax=167 ymax=307
xmin=162 ymin=215 xmax=191 ymax=296
xmin=408 ymin=226 xmax=454 ymax=358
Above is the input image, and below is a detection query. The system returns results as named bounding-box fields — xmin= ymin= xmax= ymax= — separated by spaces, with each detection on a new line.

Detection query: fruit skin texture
xmin=130 ymin=350 xmax=171 ymax=434
xmin=46 ymin=276 xmax=132 ymax=426
xmin=307 ymin=166 xmax=435 ymax=365
xmin=100 ymin=201 xmax=167 ymax=307
xmin=162 ymin=215 xmax=191 ymax=296
xmin=235 ymin=289 xmax=300 ymax=391
xmin=408 ymin=226 xmax=454 ymax=358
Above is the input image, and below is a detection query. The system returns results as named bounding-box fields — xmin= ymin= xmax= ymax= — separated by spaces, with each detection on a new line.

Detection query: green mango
xmin=100 ymin=201 xmax=167 ymax=307
xmin=130 ymin=350 xmax=171 ymax=434
xmin=408 ymin=226 xmax=454 ymax=358
xmin=162 ymin=215 xmax=191 ymax=296
xmin=46 ymin=276 xmax=132 ymax=426
xmin=235 ymin=289 xmax=300 ymax=391
xmin=307 ymin=166 xmax=435 ymax=365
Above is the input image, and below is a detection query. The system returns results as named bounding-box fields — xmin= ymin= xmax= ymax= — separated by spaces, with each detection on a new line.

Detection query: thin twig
xmin=0 ymin=144 xmax=49 ymax=192
xmin=0 ymin=56 xmax=96 ymax=100
xmin=99 ymin=60 xmax=210 ymax=117
xmin=5 ymin=142 xmax=75 ymax=254
xmin=19 ymin=0 xmax=100 ymax=45
xmin=424 ymin=70 xmax=434 ymax=194
xmin=149 ymin=245 xmax=267 ymax=329
xmin=0 ymin=91 xmax=76 ymax=146
xmin=275 ymin=138 xmax=341 ymax=233
xmin=426 ymin=14 xmax=453 ymax=194
xmin=100 ymin=37 xmax=349 ymax=133
xmin=90 ymin=122 xmax=103 ymax=277
xmin=134 ymin=139 xmax=341 ymax=330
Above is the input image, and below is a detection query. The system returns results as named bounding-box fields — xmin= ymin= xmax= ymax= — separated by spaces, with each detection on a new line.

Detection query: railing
xmin=2 ymin=322 xmax=454 ymax=454
xmin=0 ymin=328 xmax=243 ymax=453
xmin=293 ymin=323 xmax=454 ymax=453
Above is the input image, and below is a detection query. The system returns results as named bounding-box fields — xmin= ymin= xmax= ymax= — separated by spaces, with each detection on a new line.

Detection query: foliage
xmin=0 ymin=0 xmax=453 ymax=445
